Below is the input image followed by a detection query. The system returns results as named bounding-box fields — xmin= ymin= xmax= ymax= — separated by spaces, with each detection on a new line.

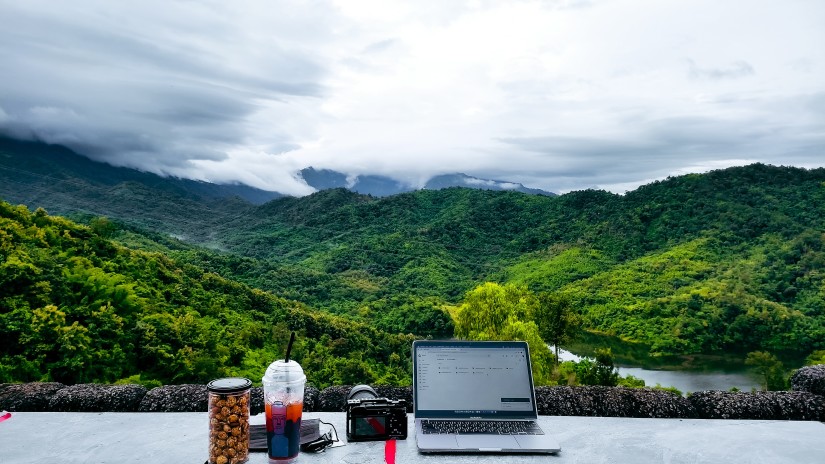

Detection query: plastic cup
xmin=262 ymin=360 xmax=306 ymax=463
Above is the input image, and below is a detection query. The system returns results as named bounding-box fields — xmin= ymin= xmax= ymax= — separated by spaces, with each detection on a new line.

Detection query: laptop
xmin=412 ymin=339 xmax=561 ymax=454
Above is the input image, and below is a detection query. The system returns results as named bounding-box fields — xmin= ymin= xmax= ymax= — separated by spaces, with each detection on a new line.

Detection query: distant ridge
xmin=424 ymin=173 xmax=556 ymax=196
xmin=298 ymin=167 xmax=349 ymax=190
xmin=299 ymin=167 xmax=556 ymax=197
xmin=0 ymin=136 xmax=283 ymax=206
xmin=0 ymin=136 xmax=555 ymax=210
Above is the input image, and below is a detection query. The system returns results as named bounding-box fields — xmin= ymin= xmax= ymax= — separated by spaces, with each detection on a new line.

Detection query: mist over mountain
xmin=2 ymin=1 xmax=821 ymax=197
xmin=424 ymin=173 xmax=556 ymax=196
xmin=298 ymin=167 xmax=350 ymax=190
xmin=0 ymin=136 xmax=283 ymax=206
xmin=299 ymin=167 xmax=556 ymax=197
xmin=1 ymin=137 xmax=557 ymax=213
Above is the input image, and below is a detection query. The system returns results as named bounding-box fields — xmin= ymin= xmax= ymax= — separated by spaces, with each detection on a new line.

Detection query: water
xmin=554 ymin=346 xmax=762 ymax=394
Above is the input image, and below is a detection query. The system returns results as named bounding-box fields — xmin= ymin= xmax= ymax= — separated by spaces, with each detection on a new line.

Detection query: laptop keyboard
xmin=421 ymin=420 xmax=544 ymax=435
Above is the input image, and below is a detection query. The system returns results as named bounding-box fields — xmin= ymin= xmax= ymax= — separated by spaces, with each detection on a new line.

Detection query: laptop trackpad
xmin=456 ymin=434 xmax=519 ymax=451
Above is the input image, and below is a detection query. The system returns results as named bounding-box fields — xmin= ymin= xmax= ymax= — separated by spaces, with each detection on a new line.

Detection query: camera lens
xmin=347 ymin=384 xmax=378 ymax=401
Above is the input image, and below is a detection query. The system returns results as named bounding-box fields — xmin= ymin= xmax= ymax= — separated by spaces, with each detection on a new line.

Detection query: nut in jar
xmin=207 ymin=377 xmax=252 ymax=464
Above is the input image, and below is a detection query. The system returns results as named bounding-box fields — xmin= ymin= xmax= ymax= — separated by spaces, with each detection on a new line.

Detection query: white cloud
xmin=1 ymin=0 xmax=823 ymax=195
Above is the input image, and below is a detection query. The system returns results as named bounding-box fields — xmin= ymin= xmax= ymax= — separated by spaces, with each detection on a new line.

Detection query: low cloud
xmin=688 ymin=59 xmax=755 ymax=80
xmin=0 ymin=1 xmax=822 ymax=196
xmin=0 ymin=0 xmax=331 ymax=189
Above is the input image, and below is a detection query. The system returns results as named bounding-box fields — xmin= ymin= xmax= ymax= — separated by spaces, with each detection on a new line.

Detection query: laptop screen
xmin=413 ymin=340 xmax=538 ymax=420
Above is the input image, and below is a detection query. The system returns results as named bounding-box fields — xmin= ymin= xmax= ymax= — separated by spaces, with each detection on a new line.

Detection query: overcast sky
xmin=1 ymin=0 xmax=823 ymax=196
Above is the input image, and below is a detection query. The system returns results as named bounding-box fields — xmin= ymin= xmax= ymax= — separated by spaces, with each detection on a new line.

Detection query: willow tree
xmin=455 ymin=282 xmax=555 ymax=384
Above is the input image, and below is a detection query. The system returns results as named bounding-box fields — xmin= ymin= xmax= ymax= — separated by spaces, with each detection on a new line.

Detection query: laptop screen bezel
xmin=412 ymin=339 xmax=540 ymax=420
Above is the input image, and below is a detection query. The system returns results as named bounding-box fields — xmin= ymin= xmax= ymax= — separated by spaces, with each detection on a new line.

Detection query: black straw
xmin=284 ymin=331 xmax=296 ymax=363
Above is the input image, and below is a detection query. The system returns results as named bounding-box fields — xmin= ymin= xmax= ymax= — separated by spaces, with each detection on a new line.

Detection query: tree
xmin=535 ymin=293 xmax=580 ymax=365
xmin=89 ymin=216 xmax=117 ymax=238
xmin=500 ymin=318 xmax=556 ymax=385
xmin=455 ymin=282 xmax=556 ymax=384
xmin=574 ymin=348 xmax=620 ymax=386
xmin=334 ymin=357 xmax=376 ymax=385
xmin=804 ymin=350 xmax=825 ymax=366
xmin=745 ymin=351 xmax=788 ymax=391
xmin=455 ymin=282 xmax=534 ymax=340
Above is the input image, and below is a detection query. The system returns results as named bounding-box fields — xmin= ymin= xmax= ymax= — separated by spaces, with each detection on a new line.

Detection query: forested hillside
xmin=2 ymin=160 xmax=825 ymax=386
xmin=0 ymin=136 xmax=269 ymax=240
xmin=0 ymin=201 xmax=414 ymax=387
xmin=174 ymin=164 xmax=825 ymax=360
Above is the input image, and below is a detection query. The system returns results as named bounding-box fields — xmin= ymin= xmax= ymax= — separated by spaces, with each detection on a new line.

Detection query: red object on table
xmin=385 ymin=438 xmax=396 ymax=464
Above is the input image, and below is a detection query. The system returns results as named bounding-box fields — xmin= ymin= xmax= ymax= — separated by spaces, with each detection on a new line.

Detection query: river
xmin=554 ymin=332 xmax=767 ymax=394
xmin=554 ymin=346 xmax=762 ymax=394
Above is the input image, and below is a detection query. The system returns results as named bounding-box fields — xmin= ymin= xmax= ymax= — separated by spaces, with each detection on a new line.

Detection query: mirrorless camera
xmin=345 ymin=385 xmax=407 ymax=441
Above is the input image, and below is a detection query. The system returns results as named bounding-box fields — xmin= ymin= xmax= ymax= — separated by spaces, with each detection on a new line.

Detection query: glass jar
xmin=207 ymin=377 xmax=252 ymax=464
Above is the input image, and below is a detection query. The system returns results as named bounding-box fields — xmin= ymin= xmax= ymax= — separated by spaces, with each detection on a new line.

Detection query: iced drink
xmin=265 ymin=400 xmax=303 ymax=460
xmin=262 ymin=359 xmax=306 ymax=463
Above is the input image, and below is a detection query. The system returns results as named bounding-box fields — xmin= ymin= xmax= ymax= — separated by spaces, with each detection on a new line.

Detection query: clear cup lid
xmin=263 ymin=360 xmax=306 ymax=384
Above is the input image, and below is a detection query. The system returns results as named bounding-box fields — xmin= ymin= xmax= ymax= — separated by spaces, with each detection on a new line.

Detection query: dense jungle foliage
xmin=0 ymin=201 xmax=414 ymax=387
xmin=173 ymin=164 xmax=825 ymax=361
xmin=2 ymin=142 xmax=825 ymax=387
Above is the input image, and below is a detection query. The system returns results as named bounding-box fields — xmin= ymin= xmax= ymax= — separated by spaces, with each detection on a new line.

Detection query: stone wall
xmin=791 ymin=364 xmax=825 ymax=396
xmin=2 ymin=365 xmax=824 ymax=420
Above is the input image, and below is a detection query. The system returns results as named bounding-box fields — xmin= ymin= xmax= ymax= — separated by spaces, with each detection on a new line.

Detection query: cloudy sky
xmin=1 ymin=0 xmax=823 ymax=196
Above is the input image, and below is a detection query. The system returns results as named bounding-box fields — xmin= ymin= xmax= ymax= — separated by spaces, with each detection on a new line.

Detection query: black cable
xmin=300 ymin=420 xmax=340 ymax=453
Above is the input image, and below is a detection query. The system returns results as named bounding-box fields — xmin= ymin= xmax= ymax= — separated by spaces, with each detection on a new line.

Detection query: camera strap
xmin=384 ymin=438 xmax=396 ymax=464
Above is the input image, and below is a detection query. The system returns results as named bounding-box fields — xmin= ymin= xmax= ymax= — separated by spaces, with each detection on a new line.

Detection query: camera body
xmin=345 ymin=385 xmax=408 ymax=441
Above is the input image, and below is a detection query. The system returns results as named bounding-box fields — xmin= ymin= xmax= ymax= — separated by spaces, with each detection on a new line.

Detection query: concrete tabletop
xmin=1 ymin=412 xmax=823 ymax=464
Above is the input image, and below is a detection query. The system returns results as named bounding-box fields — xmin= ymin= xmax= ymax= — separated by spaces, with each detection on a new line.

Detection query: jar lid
xmin=207 ymin=377 xmax=252 ymax=393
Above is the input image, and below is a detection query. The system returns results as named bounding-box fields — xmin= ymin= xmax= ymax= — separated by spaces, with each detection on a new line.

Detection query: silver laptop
xmin=412 ymin=340 xmax=561 ymax=454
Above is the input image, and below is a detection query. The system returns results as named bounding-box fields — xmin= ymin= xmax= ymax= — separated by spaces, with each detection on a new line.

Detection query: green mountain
xmin=192 ymin=166 xmax=825 ymax=359
xmin=0 ymin=200 xmax=414 ymax=387
xmin=2 ymin=135 xmax=824 ymax=368
xmin=0 ymin=137 xmax=282 ymax=241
